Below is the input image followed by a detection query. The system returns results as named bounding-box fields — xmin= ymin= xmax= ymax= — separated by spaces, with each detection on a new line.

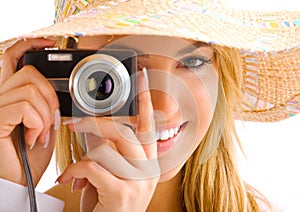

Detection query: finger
xmin=57 ymin=158 xmax=119 ymax=191
xmin=0 ymin=65 xmax=59 ymax=115
xmin=65 ymin=122 xmax=160 ymax=179
xmin=0 ymin=102 xmax=44 ymax=148
xmin=136 ymin=68 xmax=157 ymax=159
xmin=0 ymin=38 xmax=56 ymax=86
xmin=59 ymin=145 xmax=159 ymax=181
xmin=0 ymin=84 xmax=52 ymax=144
xmin=72 ymin=178 xmax=88 ymax=191
xmin=86 ymin=142 xmax=160 ymax=180
xmin=66 ymin=117 xmax=146 ymax=160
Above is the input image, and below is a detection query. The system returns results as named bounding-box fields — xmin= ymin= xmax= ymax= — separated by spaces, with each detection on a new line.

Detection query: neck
xmin=147 ymin=171 xmax=183 ymax=212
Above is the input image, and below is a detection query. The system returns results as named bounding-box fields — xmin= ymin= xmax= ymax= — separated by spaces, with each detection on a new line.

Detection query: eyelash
xmin=136 ymin=55 xmax=211 ymax=71
xmin=177 ymin=56 xmax=211 ymax=70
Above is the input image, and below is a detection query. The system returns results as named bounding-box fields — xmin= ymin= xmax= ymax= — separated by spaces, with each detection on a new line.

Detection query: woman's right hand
xmin=0 ymin=38 xmax=60 ymax=186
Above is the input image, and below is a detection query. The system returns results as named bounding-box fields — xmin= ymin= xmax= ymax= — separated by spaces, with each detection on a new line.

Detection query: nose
xmin=142 ymin=55 xmax=181 ymax=124
xmin=151 ymin=89 xmax=180 ymax=124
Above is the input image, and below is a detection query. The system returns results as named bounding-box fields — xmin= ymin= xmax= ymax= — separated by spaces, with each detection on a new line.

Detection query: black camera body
xmin=20 ymin=49 xmax=138 ymax=117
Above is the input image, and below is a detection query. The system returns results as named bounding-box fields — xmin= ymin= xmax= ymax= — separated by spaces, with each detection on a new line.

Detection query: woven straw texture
xmin=1 ymin=0 xmax=300 ymax=52
xmin=239 ymin=47 xmax=300 ymax=121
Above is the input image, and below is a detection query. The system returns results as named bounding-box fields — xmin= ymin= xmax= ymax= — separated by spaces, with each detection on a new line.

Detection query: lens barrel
xmin=69 ymin=54 xmax=131 ymax=116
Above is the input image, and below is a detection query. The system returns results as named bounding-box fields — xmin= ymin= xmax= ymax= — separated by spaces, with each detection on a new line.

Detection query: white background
xmin=1 ymin=1 xmax=300 ymax=211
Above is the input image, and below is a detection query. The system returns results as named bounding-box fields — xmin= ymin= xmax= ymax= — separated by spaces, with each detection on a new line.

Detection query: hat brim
xmin=0 ymin=0 xmax=300 ymax=122
xmin=1 ymin=0 xmax=300 ymax=52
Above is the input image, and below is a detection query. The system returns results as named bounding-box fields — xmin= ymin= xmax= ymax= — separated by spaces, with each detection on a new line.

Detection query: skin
xmin=0 ymin=35 xmax=218 ymax=211
xmin=0 ymin=38 xmax=59 ymax=186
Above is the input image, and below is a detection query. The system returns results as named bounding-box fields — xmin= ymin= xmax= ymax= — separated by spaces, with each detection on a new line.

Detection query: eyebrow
xmin=103 ymin=44 xmax=145 ymax=56
xmin=103 ymin=41 xmax=208 ymax=57
xmin=175 ymin=41 xmax=209 ymax=57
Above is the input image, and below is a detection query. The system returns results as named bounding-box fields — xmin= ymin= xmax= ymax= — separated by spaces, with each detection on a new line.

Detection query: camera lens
xmin=70 ymin=53 xmax=132 ymax=116
xmin=87 ymin=72 xmax=114 ymax=100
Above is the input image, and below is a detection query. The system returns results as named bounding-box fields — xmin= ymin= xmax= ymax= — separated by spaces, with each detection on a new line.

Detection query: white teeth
xmin=156 ymin=127 xmax=180 ymax=141
xmin=169 ymin=128 xmax=175 ymax=138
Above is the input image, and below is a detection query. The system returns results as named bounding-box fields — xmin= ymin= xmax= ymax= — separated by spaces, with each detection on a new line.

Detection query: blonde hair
xmin=55 ymin=45 xmax=272 ymax=211
xmin=182 ymin=45 xmax=272 ymax=211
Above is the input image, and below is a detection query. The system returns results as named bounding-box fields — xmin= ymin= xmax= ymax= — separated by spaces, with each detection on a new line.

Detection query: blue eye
xmin=179 ymin=56 xmax=210 ymax=69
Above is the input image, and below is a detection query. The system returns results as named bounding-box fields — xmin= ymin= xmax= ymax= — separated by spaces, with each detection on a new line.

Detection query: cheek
xmin=181 ymin=69 xmax=218 ymax=133
xmin=158 ymin=91 xmax=214 ymax=182
xmin=183 ymin=66 xmax=219 ymax=148
xmin=158 ymin=69 xmax=218 ymax=182
xmin=181 ymin=76 xmax=216 ymax=156
xmin=190 ymin=79 xmax=215 ymax=130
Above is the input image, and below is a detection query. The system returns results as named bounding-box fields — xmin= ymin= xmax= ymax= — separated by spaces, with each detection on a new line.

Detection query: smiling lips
xmin=156 ymin=125 xmax=182 ymax=153
xmin=156 ymin=126 xmax=180 ymax=141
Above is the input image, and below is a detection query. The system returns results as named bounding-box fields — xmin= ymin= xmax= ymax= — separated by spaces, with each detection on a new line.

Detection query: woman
xmin=0 ymin=0 xmax=299 ymax=211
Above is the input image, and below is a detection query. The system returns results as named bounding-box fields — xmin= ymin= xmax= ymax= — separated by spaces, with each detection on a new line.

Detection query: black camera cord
xmin=19 ymin=123 xmax=37 ymax=212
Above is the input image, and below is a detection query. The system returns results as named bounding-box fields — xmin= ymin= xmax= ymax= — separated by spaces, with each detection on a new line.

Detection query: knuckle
xmin=23 ymin=84 xmax=52 ymax=126
xmin=19 ymin=65 xmax=41 ymax=79
xmin=20 ymin=101 xmax=36 ymax=118
xmin=3 ymin=46 xmax=15 ymax=58
xmin=43 ymin=118 xmax=52 ymax=130
xmin=22 ymin=66 xmax=59 ymax=108
xmin=21 ymin=65 xmax=45 ymax=81
xmin=23 ymin=65 xmax=38 ymax=74
xmin=21 ymin=101 xmax=32 ymax=112
xmin=49 ymin=91 xmax=59 ymax=108
xmin=84 ymin=160 xmax=99 ymax=173
xmin=46 ymin=89 xmax=59 ymax=109
xmin=118 ymin=125 xmax=134 ymax=137
xmin=25 ymin=83 xmax=39 ymax=99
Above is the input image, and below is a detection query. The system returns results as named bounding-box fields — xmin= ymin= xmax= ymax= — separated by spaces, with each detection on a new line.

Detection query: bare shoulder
xmin=45 ymin=183 xmax=81 ymax=212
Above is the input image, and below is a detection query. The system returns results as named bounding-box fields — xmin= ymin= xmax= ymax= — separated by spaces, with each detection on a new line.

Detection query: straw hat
xmin=0 ymin=0 xmax=299 ymax=122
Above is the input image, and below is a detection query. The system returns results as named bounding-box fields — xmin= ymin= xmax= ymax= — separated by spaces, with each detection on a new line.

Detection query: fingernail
xmin=54 ymin=109 xmax=61 ymax=130
xmin=142 ymin=67 xmax=149 ymax=88
xmin=29 ymin=139 xmax=37 ymax=150
xmin=55 ymin=175 xmax=67 ymax=184
xmin=55 ymin=176 xmax=61 ymax=184
xmin=43 ymin=131 xmax=50 ymax=148
xmin=63 ymin=117 xmax=82 ymax=125
xmin=71 ymin=184 xmax=75 ymax=193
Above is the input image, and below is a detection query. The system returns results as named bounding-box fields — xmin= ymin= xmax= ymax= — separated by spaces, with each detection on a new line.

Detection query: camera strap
xmin=19 ymin=123 xmax=37 ymax=212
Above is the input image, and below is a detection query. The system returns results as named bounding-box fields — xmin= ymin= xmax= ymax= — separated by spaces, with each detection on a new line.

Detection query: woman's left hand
xmin=57 ymin=71 xmax=160 ymax=211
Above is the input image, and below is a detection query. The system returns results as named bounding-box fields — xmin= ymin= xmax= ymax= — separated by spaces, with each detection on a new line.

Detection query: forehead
xmin=77 ymin=35 xmax=213 ymax=58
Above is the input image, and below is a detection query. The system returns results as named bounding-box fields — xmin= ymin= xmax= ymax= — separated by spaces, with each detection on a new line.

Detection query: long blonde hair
xmin=182 ymin=45 xmax=272 ymax=211
xmin=55 ymin=44 xmax=272 ymax=211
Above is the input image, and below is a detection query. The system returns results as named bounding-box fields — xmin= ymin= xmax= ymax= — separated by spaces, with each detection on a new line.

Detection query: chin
xmin=158 ymin=164 xmax=183 ymax=182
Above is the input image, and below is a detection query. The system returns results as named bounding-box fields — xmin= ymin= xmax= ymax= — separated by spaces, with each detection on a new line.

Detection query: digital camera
xmin=19 ymin=49 xmax=138 ymax=117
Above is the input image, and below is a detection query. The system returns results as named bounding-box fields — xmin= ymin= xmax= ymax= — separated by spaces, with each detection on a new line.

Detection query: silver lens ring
xmin=70 ymin=54 xmax=131 ymax=116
